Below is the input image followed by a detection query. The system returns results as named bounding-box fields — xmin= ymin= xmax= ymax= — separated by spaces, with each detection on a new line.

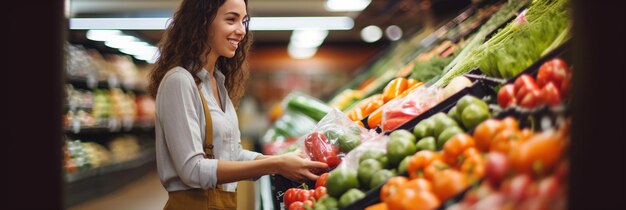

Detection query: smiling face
xmin=208 ymin=0 xmax=248 ymax=59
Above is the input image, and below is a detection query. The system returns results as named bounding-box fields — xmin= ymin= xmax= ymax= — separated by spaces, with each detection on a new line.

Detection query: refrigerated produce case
xmin=260 ymin=0 xmax=575 ymax=209
xmin=62 ymin=43 xmax=157 ymax=208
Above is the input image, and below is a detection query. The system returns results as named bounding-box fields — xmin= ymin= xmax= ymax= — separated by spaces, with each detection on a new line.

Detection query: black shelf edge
xmin=66 ymin=75 xmax=148 ymax=94
xmin=65 ymin=123 xmax=155 ymax=135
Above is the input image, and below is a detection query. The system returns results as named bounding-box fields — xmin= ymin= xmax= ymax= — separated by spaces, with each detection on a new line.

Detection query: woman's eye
xmin=227 ymin=18 xmax=235 ymax=22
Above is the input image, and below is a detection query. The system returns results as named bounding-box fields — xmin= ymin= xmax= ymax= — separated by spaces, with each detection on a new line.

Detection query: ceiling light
xmin=86 ymin=30 xmax=122 ymax=41
xmin=288 ymin=44 xmax=318 ymax=59
xmin=290 ymin=29 xmax=329 ymax=48
xmin=250 ymin=17 xmax=353 ymax=31
xmin=104 ymin=35 xmax=140 ymax=49
xmin=71 ymin=17 xmax=354 ymax=31
xmin=325 ymin=0 xmax=371 ymax=12
xmin=360 ymin=25 xmax=382 ymax=43
xmin=385 ymin=25 xmax=403 ymax=41
xmin=72 ymin=18 xmax=171 ymax=30
xmin=135 ymin=51 xmax=159 ymax=64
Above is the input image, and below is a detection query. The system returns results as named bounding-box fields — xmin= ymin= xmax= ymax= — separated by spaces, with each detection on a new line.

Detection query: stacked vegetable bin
xmin=260 ymin=0 xmax=573 ymax=209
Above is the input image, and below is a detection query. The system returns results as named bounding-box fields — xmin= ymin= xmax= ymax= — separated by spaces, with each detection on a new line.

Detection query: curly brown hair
xmin=148 ymin=0 xmax=252 ymax=107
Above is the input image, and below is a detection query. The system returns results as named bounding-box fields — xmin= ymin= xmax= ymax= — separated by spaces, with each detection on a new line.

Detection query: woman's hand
xmin=276 ymin=151 xmax=328 ymax=182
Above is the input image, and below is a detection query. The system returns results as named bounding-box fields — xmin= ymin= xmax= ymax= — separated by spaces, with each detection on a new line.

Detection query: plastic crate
xmin=270 ymin=174 xmax=316 ymax=210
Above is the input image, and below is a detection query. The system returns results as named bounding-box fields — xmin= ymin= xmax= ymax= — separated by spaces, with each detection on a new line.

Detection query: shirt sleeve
xmin=239 ymin=149 xmax=263 ymax=161
xmin=157 ymin=71 xmax=218 ymax=189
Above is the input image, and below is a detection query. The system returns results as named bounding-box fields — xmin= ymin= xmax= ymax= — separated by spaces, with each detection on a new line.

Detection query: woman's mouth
xmin=228 ymin=39 xmax=239 ymax=49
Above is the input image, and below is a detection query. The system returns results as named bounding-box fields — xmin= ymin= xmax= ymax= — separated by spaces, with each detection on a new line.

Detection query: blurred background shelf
xmin=64 ymin=148 xmax=156 ymax=208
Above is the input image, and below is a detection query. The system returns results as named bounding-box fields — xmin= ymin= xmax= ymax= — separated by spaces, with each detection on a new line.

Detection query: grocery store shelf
xmin=65 ymin=148 xmax=155 ymax=183
xmin=64 ymin=148 xmax=156 ymax=208
xmin=65 ymin=122 xmax=154 ymax=135
xmin=67 ymin=75 xmax=147 ymax=94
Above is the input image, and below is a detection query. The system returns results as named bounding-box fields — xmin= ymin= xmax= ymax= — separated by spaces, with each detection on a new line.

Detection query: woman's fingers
xmin=304 ymin=170 xmax=319 ymax=181
xmin=296 ymin=151 xmax=306 ymax=158
xmin=307 ymin=160 xmax=329 ymax=169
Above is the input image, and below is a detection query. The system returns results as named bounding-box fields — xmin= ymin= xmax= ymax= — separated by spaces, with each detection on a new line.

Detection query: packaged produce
xmin=381 ymin=86 xmax=444 ymax=131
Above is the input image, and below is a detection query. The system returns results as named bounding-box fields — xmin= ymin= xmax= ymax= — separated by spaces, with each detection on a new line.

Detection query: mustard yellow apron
xmin=163 ymin=86 xmax=237 ymax=210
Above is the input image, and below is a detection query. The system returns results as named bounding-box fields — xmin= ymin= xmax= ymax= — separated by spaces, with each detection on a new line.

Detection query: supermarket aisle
xmin=68 ymin=169 xmax=259 ymax=210
xmin=68 ymin=139 xmax=259 ymax=210
xmin=68 ymin=170 xmax=168 ymax=210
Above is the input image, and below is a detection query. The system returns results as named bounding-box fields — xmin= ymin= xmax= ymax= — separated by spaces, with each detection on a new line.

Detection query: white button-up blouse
xmin=155 ymin=67 xmax=261 ymax=192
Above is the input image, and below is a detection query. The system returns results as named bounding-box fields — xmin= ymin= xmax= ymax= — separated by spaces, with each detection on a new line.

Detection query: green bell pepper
xmin=326 ymin=168 xmax=359 ymax=198
xmin=338 ymin=189 xmax=365 ymax=208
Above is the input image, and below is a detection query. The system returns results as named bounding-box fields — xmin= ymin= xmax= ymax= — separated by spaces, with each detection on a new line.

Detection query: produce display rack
xmin=67 ymin=75 xmax=147 ymax=95
xmin=64 ymin=148 xmax=156 ymax=208
xmin=267 ymin=0 xmax=573 ymax=208
xmin=341 ymin=42 xmax=572 ymax=210
xmin=64 ymin=63 xmax=156 ymax=208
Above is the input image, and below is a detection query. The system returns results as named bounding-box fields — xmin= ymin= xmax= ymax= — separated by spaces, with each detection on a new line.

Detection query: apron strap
xmin=197 ymin=84 xmax=224 ymax=190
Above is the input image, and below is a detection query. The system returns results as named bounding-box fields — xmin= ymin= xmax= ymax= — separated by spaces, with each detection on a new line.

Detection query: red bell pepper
xmin=304 ymin=132 xmax=341 ymax=170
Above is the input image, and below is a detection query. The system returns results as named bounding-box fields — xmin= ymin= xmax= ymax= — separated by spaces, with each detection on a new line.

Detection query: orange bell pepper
xmin=382 ymin=78 xmax=409 ymax=103
xmin=460 ymin=151 xmax=485 ymax=181
xmin=398 ymin=81 xmax=424 ymax=98
xmin=347 ymin=107 xmax=364 ymax=121
xmin=365 ymin=202 xmax=388 ymax=210
xmin=423 ymin=159 xmax=450 ymax=181
xmin=367 ymin=81 xmax=424 ymax=129
xmin=407 ymin=150 xmax=441 ymax=179
xmin=380 ymin=176 xmax=409 ymax=202
xmin=386 ymin=187 xmax=440 ymax=210
xmin=442 ymin=133 xmax=475 ymax=166
xmin=407 ymin=78 xmax=419 ymax=88
xmin=432 ymin=169 xmax=468 ymax=202
xmin=362 ymin=94 xmax=384 ymax=116
xmin=367 ymin=108 xmax=383 ymax=129
xmin=354 ymin=120 xmax=365 ymax=128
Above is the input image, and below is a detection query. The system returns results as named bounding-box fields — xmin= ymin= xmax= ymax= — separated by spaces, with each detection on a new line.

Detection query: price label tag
xmin=86 ymin=73 xmax=97 ymax=89
xmin=68 ymin=97 xmax=77 ymax=112
xmin=108 ymin=75 xmax=119 ymax=89
xmin=72 ymin=116 xmax=81 ymax=134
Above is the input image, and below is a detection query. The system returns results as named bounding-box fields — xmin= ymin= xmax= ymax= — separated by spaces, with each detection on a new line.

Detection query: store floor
xmin=68 ymin=169 xmax=258 ymax=210
xmin=68 ymin=170 xmax=168 ymax=210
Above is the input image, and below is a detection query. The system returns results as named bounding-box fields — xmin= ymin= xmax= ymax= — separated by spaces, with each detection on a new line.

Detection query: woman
xmin=148 ymin=0 xmax=328 ymax=209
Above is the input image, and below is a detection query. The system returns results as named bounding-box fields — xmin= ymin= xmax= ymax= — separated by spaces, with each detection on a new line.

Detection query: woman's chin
xmin=224 ymin=52 xmax=236 ymax=58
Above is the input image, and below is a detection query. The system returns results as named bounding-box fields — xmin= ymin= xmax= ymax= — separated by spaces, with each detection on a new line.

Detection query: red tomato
xmin=538 ymin=176 xmax=561 ymax=199
xmin=519 ymin=88 xmax=542 ymax=108
xmin=560 ymin=71 xmax=572 ymax=97
xmin=315 ymin=173 xmax=329 ymax=188
xmin=485 ymin=152 xmax=510 ymax=187
xmin=314 ymin=186 xmax=327 ymax=200
xmin=540 ymin=82 xmax=562 ymax=106
xmin=498 ymin=84 xmax=517 ymax=108
xmin=303 ymin=200 xmax=314 ymax=209
xmin=295 ymin=189 xmax=312 ymax=203
xmin=514 ymin=74 xmax=539 ymax=102
xmin=284 ymin=188 xmax=299 ymax=207
xmin=288 ymin=201 xmax=304 ymax=210
xmin=502 ymin=174 xmax=533 ymax=203
xmin=537 ymin=58 xmax=571 ymax=88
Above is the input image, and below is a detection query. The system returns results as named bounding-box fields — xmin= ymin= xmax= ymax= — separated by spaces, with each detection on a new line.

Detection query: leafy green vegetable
xmin=434 ymin=0 xmax=570 ymax=87
xmin=409 ymin=56 xmax=454 ymax=82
